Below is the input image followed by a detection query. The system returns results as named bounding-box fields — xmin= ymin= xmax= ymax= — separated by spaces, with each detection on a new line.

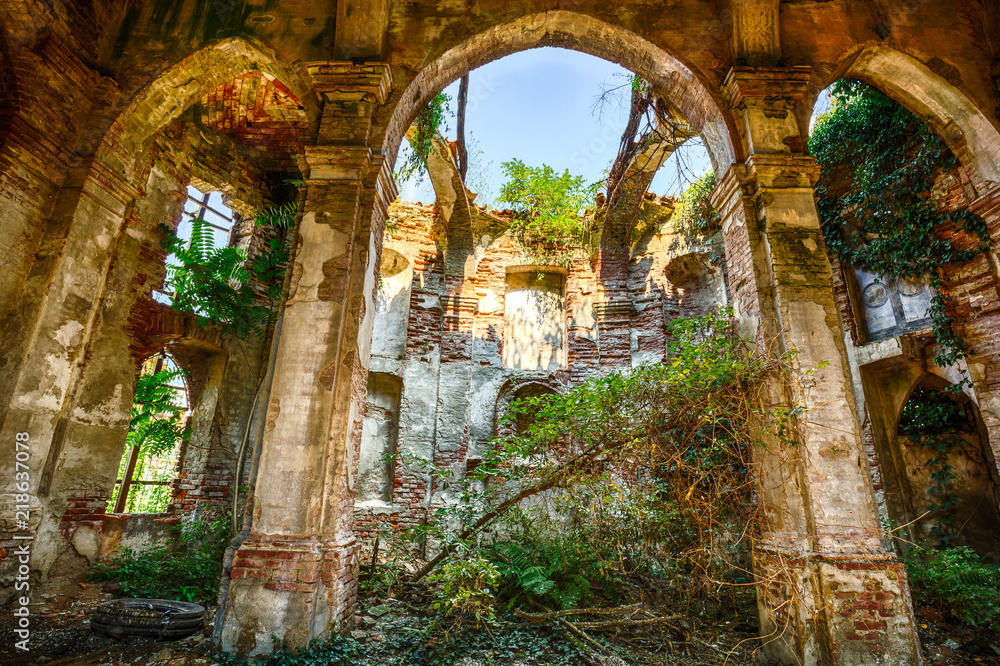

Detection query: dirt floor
xmin=0 ymin=586 xmax=997 ymax=665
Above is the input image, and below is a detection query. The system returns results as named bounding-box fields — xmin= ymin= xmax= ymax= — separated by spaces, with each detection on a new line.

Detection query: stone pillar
xmin=710 ymin=68 xmax=922 ymax=665
xmin=220 ymin=63 xmax=396 ymax=656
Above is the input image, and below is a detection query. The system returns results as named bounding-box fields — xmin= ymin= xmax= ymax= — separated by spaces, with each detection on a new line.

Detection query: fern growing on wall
xmin=160 ymin=186 xmax=298 ymax=339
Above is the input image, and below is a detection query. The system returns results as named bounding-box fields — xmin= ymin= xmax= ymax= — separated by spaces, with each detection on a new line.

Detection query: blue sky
xmin=398 ymin=47 xmax=713 ymax=208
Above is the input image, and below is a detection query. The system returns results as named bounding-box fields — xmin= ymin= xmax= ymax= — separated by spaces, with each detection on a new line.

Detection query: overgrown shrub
xmin=498 ymin=159 xmax=598 ymax=255
xmin=484 ymin=521 xmax=615 ymax=611
xmin=428 ymin=555 xmax=500 ymax=632
xmin=904 ymin=546 xmax=1000 ymax=628
xmin=810 ymin=78 xmax=990 ymax=371
xmin=672 ymin=171 xmax=719 ymax=236
xmin=91 ymin=513 xmax=230 ymax=604
xmin=409 ymin=309 xmax=776 ymax=612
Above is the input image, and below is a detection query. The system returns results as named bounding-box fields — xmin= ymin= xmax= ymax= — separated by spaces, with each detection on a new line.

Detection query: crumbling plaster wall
xmin=354 ymin=198 xmax=726 ymax=543
xmin=0 ymin=109 xmax=281 ymax=598
xmin=830 ymin=159 xmax=1000 ymax=558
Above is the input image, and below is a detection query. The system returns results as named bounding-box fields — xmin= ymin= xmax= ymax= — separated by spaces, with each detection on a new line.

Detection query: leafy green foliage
xmin=498 ymin=159 xmax=599 ymax=254
xmin=672 ymin=171 xmax=720 ymax=236
xmin=126 ymin=367 xmax=188 ymax=457
xmin=397 ymin=92 xmax=451 ymax=183
xmin=898 ymin=386 xmax=974 ymax=537
xmin=217 ymin=636 xmax=362 ymax=666
xmin=162 ymin=189 xmax=298 ymax=339
xmin=428 ymin=555 xmax=500 ymax=632
xmin=810 ymin=79 xmax=990 ymax=370
xmin=484 ymin=525 xmax=614 ymax=611
xmin=91 ymin=514 xmax=230 ymax=604
xmin=217 ymin=622 xmax=584 ymax=666
xmin=904 ymin=546 xmax=1000 ymax=628
xmin=107 ymin=363 xmax=189 ymax=513
xmin=407 ymin=309 xmax=776 ymax=603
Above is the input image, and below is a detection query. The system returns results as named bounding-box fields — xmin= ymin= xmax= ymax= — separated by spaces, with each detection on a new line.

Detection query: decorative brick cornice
xmin=308 ymin=62 xmax=393 ymax=106
xmin=708 ymin=163 xmax=752 ymax=221
xmin=722 ymin=66 xmax=812 ymax=110
xmin=594 ymin=300 xmax=632 ymax=318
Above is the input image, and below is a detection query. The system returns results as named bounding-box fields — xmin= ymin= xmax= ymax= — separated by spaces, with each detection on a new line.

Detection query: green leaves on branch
xmin=406 ymin=309 xmax=777 ymax=599
xmin=161 ymin=189 xmax=299 ymax=339
xmin=810 ymin=79 xmax=990 ymax=370
xmin=397 ymin=92 xmax=451 ymax=183
xmin=903 ymin=546 xmax=1000 ymax=629
xmin=498 ymin=159 xmax=598 ymax=253
xmin=672 ymin=171 xmax=720 ymax=236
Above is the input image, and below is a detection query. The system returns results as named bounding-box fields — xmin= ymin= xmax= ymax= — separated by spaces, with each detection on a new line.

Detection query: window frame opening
xmin=109 ymin=351 xmax=189 ymax=515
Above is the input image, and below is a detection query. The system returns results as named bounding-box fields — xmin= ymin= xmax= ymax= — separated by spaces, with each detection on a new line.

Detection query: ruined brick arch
xmin=381 ymin=10 xmax=739 ymax=176
xmin=493 ymin=378 xmax=565 ymax=439
xmin=94 ymin=36 xmax=319 ymax=184
xmin=828 ymin=46 xmax=1000 ymax=194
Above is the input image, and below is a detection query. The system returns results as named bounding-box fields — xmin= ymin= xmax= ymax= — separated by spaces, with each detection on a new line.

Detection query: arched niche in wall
xmin=370 ymin=248 xmax=413 ymax=364
xmin=493 ymin=378 xmax=564 ymax=443
xmin=862 ymin=357 xmax=1000 ymax=560
xmin=663 ymin=252 xmax=727 ymax=319
xmin=357 ymin=372 xmax=403 ymax=505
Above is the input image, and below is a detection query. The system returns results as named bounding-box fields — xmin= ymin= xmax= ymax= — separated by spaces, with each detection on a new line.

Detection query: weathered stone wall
xmin=353 ymin=199 xmax=727 ymax=544
xmin=0 ymin=102 xmax=282 ymax=599
xmin=829 ymin=162 xmax=1000 ymax=558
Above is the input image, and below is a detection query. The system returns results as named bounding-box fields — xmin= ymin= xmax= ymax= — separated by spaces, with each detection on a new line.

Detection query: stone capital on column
xmin=745 ymin=153 xmax=821 ymax=190
xmin=723 ymin=66 xmax=812 ymax=155
xmin=309 ymin=62 xmax=393 ymax=106
xmin=309 ymin=62 xmax=393 ymax=146
xmin=303 ymin=144 xmax=374 ymax=181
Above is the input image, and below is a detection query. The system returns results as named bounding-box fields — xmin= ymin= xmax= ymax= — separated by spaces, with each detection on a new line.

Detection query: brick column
xmin=220 ymin=63 xmax=396 ymax=656
xmin=711 ymin=68 xmax=921 ymax=665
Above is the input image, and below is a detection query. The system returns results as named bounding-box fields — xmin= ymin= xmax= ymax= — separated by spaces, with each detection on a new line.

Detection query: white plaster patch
xmin=53 ymin=320 xmax=85 ymax=349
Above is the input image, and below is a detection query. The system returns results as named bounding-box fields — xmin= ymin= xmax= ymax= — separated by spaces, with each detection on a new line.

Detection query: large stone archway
xmin=7 ymin=2 xmax=1000 ymax=664
xmin=0 ymin=35 xmax=313 ymax=601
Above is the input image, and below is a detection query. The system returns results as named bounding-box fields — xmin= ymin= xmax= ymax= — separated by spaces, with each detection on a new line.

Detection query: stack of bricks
xmin=58 ymin=488 xmax=110 ymax=539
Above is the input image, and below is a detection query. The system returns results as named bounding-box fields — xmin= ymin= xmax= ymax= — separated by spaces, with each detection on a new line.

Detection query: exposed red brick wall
xmin=355 ymin=199 xmax=724 ymax=541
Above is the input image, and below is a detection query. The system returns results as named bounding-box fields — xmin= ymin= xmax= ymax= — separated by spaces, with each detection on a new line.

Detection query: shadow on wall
xmin=863 ymin=358 xmax=1000 ymax=561
xmin=503 ymin=269 xmax=567 ymax=372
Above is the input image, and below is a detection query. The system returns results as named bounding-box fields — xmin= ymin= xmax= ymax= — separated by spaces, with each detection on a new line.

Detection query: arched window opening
xmin=109 ymin=352 xmax=189 ymax=514
xmin=808 ymin=78 xmax=987 ymax=347
xmin=895 ymin=383 xmax=1000 ymax=557
xmin=511 ymin=382 xmax=558 ymax=437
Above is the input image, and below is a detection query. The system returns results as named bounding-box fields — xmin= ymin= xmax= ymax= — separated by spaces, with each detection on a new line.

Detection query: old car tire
xmin=90 ymin=599 xmax=205 ymax=640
